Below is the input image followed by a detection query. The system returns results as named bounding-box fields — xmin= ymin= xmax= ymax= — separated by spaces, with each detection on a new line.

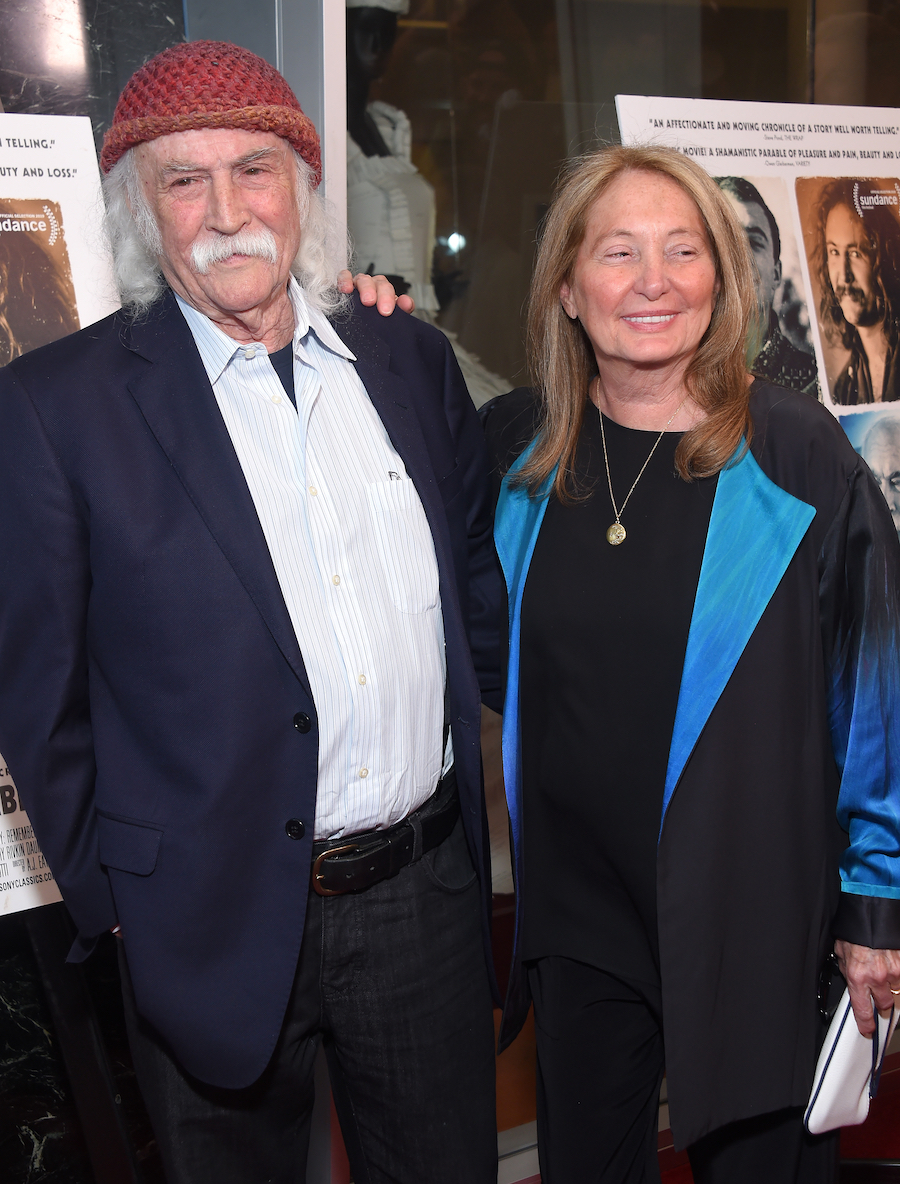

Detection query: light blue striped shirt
xmin=177 ymin=281 xmax=449 ymax=839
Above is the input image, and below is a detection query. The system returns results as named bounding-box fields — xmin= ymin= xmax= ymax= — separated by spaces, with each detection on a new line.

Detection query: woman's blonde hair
xmin=519 ymin=144 xmax=759 ymax=499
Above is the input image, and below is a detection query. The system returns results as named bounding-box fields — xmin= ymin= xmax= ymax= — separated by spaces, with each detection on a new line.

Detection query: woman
xmin=481 ymin=146 xmax=900 ymax=1183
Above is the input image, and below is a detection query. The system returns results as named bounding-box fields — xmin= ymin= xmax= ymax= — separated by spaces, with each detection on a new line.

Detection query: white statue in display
xmin=346 ymin=0 xmax=508 ymax=405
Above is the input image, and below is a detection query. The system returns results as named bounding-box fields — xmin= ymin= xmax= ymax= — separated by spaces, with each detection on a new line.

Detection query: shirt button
xmin=244 ymin=347 xmax=257 ymax=359
xmin=309 ymin=487 xmax=318 ymax=496
xmin=359 ymin=768 xmax=368 ymax=778
xmin=285 ymin=818 xmax=305 ymax=839
xmin=332 ymin=575 xmax=341 ymax=586
xmin=271 ymin=394 xmax=282 ymax=404
xmin=358 ymin=674 xmax=366 ymax=685
xmin=293 ymin=712 xmax=311 ymax=733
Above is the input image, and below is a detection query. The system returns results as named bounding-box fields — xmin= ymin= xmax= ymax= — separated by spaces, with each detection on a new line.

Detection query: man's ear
xmin=559 ymin=282 xmax=578 ymax=320
xmin=774 ymin=259 xmax=783 ymax=290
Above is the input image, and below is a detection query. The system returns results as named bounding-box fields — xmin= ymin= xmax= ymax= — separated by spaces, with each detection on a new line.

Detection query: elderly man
xmin=815 ymin=178 xmax=900 ymax=404
xmin=715 ymin=176 xmax=819 ymax=396
xmin=0 ymin=41 xmax=501 ymax=1184
xmin=861 ymin=414 xmax=900 ymax=537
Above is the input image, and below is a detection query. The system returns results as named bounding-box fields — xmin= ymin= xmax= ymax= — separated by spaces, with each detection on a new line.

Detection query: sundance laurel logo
xmin=852 ymin=180 xmax=900 ymax=218
xmin=0 ymin=203 xmax=59 ymax=244
xmin=0 ymin=198 xmax=79 ymax=364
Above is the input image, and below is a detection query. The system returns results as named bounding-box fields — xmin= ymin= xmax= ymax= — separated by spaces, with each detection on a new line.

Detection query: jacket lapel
xmin=122 ymin=296 xmax=311 ymax=694
xmin=494 ymin=445 xmax=555 ymax=879
xmin=660 ymin=445 xmax=816 ymax=835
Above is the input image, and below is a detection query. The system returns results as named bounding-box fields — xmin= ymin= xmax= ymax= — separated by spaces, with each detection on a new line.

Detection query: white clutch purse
xmin=804 ymin=987 xmax=898 ymax=1134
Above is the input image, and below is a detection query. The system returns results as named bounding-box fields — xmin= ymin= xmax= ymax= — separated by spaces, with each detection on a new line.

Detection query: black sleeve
xmin=0 ymin=366 xmax=117 ymax=950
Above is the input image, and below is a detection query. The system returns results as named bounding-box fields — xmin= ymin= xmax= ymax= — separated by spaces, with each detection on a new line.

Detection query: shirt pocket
xmin=366 ymin=477 xmax=439 ymax=613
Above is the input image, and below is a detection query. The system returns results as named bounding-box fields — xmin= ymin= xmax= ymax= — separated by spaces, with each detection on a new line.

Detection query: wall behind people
xmin=368 ymin=0 xmax=900 ymax=392
xmin=0 ymin=0 xmax=184 ymax=149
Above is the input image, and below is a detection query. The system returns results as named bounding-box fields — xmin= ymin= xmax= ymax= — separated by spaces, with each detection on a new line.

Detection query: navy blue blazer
xmin=0 ymin=291 xmax=502 ymax=1088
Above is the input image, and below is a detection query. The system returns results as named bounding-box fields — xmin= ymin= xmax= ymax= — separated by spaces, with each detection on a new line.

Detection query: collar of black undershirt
xmin=268 ymin=341 xmax=296 ymax=407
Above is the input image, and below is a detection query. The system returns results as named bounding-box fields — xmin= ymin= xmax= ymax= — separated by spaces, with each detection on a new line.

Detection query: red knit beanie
xmin=100 ymin=40 xmax=321 ymax=184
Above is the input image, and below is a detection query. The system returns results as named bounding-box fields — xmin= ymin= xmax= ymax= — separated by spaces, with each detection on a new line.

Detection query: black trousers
xmin=119 ymin=817 xmax=497 ymax=1184
xmin=528 ymin=956 xmax=840 ymax=1184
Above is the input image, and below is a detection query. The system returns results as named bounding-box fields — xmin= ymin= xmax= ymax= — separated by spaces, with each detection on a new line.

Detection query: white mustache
xmin=191 ymin=229 xmax=279 ymax=274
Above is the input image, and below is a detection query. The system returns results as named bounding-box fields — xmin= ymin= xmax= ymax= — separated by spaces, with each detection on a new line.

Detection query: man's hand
xmin=834 ymin=939 xmax=900 ymax=1034
xmin=338 ymin=270 xmax=415 ymax=315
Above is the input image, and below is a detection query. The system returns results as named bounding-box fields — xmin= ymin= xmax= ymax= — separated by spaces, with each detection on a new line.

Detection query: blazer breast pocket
xmin=366 ymin=477 xmax=440 ymax=613
xmin=97 ymin=813 xmax=163 ymax=876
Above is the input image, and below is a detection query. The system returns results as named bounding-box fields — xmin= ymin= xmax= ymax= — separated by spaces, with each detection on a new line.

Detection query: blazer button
xmin=293 ymin=712 xmax=311 ymax=733
xmin=285 ymin=818 xmax=305 ymax=840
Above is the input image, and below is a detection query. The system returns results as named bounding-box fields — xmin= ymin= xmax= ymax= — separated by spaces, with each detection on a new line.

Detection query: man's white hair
xmin=102 ymin=147 xmax=349 ymax=317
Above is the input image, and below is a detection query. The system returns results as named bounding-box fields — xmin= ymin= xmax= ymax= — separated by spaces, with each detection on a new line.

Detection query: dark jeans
xmin=120 ymin=817 xmax=497 ymax=1184
xmin=528 ymin=956 xmax=839 ymax=1184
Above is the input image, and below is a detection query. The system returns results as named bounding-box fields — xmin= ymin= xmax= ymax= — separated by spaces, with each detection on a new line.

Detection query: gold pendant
xmin=606 ymin=522 xmax=626 ymax=545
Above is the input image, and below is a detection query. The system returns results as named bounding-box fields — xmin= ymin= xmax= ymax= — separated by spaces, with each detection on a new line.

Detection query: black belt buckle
xmin=310 ymin=772 xmax=458 ymax=897
xmin=312 ymin=842 xmax=360 ymax=897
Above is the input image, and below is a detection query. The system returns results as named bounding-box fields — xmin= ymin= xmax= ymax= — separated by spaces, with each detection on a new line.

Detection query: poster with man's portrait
xmin=616 ymin=95 xmax=900 ymax=560
xmin=715 ymin=175 xmax=819 ymax=396
xmin=796 ymin=176 xmax=900 ymax=407
xmin=0 ymin=112 xmax=116 ymax=916
xmin=839 ymin=407 xmax=900 ymax=540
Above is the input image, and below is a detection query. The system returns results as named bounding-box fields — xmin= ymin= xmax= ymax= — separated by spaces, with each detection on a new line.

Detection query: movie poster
xmin=0 ymin=765 xmax=60 ymax=915
xmin=616 ymin=95 xmax=900 ymax=541
xmin=0 ymin=198 xmax=80 ymax=364
xmin=0 ymin=113 xmax=117 ymax=913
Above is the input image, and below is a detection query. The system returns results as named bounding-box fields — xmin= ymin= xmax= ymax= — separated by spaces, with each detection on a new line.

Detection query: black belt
xmin=311 ymin=770 xmax=458 ymax=896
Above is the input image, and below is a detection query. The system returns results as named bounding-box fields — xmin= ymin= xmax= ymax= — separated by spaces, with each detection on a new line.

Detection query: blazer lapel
xmin=660 ymin=445 xmax=816 ymax=835
xmin=123 ymin=297 xmax=311 ymax=694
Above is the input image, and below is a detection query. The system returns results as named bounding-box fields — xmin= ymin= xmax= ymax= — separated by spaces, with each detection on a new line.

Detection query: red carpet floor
xmin=838 ymin=1051 xmax=900 ymax=1161
xmin=659 ymin=1053 xmax=900 ymax=1183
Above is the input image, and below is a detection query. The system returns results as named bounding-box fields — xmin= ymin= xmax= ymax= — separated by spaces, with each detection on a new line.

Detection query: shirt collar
xmin=287 ymin=278 xmax=356 ymax=363
xmin=175 ymin=279 xmax=356 ymax=386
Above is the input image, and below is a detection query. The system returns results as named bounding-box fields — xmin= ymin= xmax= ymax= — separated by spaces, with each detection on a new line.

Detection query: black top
xmin=519 ymin=405 xmax=716 ymax=989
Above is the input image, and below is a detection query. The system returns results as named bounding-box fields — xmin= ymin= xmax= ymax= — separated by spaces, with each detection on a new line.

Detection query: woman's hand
xmin=337 ymin=270 xmax=415 ymax=315
xmin=834 ymin=939 xmax=900 ymax=1034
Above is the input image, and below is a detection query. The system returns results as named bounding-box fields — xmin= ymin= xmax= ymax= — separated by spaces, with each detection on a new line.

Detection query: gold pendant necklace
xmin=597 ymin=393 xmax=688 ymax=545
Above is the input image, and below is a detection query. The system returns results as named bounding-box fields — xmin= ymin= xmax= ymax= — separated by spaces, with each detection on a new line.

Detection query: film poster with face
xmin=0 ymin=113 xmax=118 ymax=914
xmin=616 ymin=95 xmax=900 ymax=543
